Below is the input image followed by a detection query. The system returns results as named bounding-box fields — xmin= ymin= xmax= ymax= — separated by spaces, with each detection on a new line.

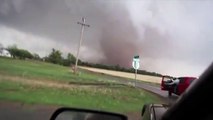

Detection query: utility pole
xmin=74 ymin=17 xmax=90 ymax=74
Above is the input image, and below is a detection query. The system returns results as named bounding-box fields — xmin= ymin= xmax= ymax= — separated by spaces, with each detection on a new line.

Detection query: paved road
xmin=114 ymin=78 xmax=179 ymax=103
xmin=0 ymin=101 xmax=139 ymax=120
xmin=0 ymin=101 xmax=58 ymax=120
xmin=135 ymin=81 xmax=178 ymax=103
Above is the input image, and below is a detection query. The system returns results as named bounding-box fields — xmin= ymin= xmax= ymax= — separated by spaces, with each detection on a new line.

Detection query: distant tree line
xmin=5 ymin=45 xmax=77 ymax=67
xmin=80 ymin=62 xmax=162 ymax=77
xmin=3 ymin=44 xmax=162 ymax=77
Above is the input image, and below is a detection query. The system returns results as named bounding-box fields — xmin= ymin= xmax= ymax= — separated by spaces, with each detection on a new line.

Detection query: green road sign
xmin=132 ymin=55 xmax=140 ymax=69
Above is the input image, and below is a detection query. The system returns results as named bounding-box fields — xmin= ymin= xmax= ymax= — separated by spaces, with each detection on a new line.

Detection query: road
xmin=0 ymin=101 xmax=58 ymax=120
xmin=114 ymin=78 xmax=179 ymax=103
xmin=135 ymin=81 xmax=178 ymax=103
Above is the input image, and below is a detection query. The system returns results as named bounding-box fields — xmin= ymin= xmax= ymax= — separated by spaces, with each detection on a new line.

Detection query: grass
xmin=0 ymin=80 xmax=161 ymax=112
xmin=0 ymin=57 xmax=163 ymax=112
xmin=0 ymin=57 xmax=111 ymax=83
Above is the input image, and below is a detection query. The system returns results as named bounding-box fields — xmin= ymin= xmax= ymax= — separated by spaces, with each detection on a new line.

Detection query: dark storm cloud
xmin=0 ymin=0 xmax=89 ymax=44
xmin=0 ymin=0 xmax=142 ymax=67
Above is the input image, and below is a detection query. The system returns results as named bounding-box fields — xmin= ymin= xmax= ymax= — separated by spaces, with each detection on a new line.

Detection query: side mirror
xmin=141 ymin=104 xmax=169 ymax=120
xmin=50 ymin=107 xmax=127 ymax=120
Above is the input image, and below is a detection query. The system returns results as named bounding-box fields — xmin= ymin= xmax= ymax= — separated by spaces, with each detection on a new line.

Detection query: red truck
xmin=161 ymin=76 xmax=197 ymax=96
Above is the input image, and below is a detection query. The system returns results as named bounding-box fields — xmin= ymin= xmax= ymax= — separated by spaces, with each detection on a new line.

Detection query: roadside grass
xmin=0 ymin=57 xmax=113 ymax=83
xmin=0 ymin=79 xmax=161 ymax=112
xmin=0 ymin=57 xmax=164 ymax=112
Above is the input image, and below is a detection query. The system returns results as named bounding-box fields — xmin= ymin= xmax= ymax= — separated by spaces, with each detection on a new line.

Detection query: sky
xmin=0 ymin=0 xmax=212 ymax=77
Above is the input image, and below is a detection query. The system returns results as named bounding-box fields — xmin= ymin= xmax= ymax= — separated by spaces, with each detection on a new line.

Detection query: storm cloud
xmin=0 ymin=0 xmax=212 ymax=76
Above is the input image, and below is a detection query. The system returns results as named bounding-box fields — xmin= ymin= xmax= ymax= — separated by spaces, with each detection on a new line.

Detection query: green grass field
xmin=0 ymin=57 xmax=107 ymax=83
xmin=0 ymin=57 xmax=163 ymax=112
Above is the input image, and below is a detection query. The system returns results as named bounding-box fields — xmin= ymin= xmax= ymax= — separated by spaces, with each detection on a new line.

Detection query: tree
xmin=67 ymin=53 xmax=76 ymax=64
xmin=33 ymin=53 xmax=41 ymax=60
xmin=114 ymin=64 xmax=121 ymax=71
xmin=62 ymin=53 xmax=76 ymax=66
xmin=7 ymin=45 xmax=33 ymax=59
xmin=0 ymin=43 xmax=3 ymax=54
xmin=47 ymin=48 xmax=63 ymax=64
xmin=19 ymin=49 xmax=33 ymax=59
xmin=7 ymin=45 xmax=18 ymax=58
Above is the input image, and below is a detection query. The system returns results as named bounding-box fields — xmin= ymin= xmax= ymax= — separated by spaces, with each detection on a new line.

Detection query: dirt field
xmin=80 ymin=67 xmax=162 ymax=84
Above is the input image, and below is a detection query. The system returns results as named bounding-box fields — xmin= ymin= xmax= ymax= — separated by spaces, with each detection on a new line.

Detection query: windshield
xmin=0 ymin=0 xmax=212 ymax=120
